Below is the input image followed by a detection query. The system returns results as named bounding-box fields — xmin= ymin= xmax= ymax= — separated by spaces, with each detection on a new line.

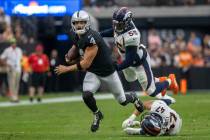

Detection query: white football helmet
xmin=71 ymin=10 xmax=90 ymax=35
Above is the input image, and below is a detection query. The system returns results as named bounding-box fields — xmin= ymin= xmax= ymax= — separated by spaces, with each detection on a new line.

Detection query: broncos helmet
xmin=141 ymin=112 xmax=164 ymax=136
xmin=112 ymin=7 xmax=133 ymax=33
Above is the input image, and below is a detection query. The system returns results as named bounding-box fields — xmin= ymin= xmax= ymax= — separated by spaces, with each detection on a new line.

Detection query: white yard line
xmin=0 ymin=92 xmax=146 ymax=108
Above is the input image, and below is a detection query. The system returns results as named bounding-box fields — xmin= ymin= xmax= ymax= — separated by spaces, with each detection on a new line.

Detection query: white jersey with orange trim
xmin=150 ymin=100 xmax=182 ymax=135
xmin=114 ymin=25 xmax=141 ymax=54
xmin=113 ymin=24 xmax=158 ymax=96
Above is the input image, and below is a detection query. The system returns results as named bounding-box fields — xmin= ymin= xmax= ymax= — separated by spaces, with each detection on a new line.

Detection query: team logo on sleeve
xmin=79 ymin=49 xmax=84 ymax=56
xmin=90 ymin=37 xmax=96 ymax=44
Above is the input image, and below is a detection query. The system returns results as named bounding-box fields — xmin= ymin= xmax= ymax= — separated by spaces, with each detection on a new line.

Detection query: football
xmin=65 ymin=46 xmax=80 ymax=62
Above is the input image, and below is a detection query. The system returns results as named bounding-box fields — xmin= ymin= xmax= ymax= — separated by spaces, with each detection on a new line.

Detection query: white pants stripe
xmin=122 ymin=55 xmax=156 ymax=95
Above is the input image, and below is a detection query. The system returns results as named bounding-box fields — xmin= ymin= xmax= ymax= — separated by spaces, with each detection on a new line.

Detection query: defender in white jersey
xmin=122 ymin=100 xmax=182 ymax=136
xmin=111 ymin=7 xmax=179 ymax=99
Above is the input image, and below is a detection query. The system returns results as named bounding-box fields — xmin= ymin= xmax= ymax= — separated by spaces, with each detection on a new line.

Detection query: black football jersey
xmin=69 ymin=29 xmax=115 ymax=77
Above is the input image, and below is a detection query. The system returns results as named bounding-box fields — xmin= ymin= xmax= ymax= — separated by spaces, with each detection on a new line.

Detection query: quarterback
xmin=55 ymin=10 xmax=144 ymax=132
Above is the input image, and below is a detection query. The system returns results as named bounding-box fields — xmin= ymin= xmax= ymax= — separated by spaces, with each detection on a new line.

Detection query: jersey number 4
xmin=90 ymin=37 xmax=96 ymax=44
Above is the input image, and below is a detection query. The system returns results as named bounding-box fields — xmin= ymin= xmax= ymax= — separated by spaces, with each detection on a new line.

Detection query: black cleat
xmin=91 ymin=110 xmax=104 ymax=132
xmin=130 ymin=92 xmax=144 ymax=113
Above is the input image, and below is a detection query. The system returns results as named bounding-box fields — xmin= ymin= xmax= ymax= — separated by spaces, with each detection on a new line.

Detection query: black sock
xmin=82 ymin=91 xmax=98 ymax=113
xmin=118 ymin=94 xmax=136 ymax=106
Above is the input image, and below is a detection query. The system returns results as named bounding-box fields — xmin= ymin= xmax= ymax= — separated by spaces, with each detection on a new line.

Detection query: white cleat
xmin=161 ymin=94 xmax=176 ymax=104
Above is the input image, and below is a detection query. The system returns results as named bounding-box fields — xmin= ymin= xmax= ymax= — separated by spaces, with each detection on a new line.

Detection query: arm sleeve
xmin=100 ymin=28 xmax=114 ymax=37
xmin=116 ymin=46 xmax=138 ymax=71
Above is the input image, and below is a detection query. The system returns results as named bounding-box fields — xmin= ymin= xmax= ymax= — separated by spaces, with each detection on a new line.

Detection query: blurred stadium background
xmin=0 ymin=0 xmax=210 ymax=139
xmin=0 ymin=0 xmax=210 ymax=95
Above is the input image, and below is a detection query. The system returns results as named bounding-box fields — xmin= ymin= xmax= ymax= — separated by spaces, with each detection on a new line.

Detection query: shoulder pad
xmin=123 ymin=29 xmax=140 ymax=47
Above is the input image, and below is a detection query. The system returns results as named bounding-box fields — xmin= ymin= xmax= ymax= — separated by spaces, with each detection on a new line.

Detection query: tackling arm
xmin=116 ymin=46 xmax=138 ymax=71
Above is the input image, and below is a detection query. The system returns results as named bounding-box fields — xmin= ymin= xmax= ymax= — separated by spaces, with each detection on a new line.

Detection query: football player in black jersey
xmin=55 ymin=10 xmax=144 ymax=132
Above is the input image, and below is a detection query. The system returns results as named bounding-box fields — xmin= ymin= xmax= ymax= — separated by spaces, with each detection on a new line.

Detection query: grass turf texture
xmin=0 ymin=92 xmax=210 ymax=140
xmin=0 ymin=92 xmax=81 ymax=102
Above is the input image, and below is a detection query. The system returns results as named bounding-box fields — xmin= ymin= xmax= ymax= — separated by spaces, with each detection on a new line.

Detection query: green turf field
xmin=0 ymin=92 xmax=210 ymax=140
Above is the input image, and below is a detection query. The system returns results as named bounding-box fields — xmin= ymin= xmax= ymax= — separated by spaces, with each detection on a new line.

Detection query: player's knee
xmin=115 ymin=96 xmax=127 ymax=106
xmin=82 ymin=91 xmax=93 ymax=100
xmin=146 ymin=87 xmax=156 ymax=97
xmin=124 ymin=75 xmax=136 ymax=82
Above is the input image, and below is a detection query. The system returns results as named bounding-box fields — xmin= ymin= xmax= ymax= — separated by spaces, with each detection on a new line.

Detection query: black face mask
xmin=113 ymin=20 xmax=125 ymax=32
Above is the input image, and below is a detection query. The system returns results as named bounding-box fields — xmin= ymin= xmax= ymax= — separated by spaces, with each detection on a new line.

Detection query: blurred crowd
xmin=0 ymin=8 xmax=37 ymax=45
xmin=0 ymin=8 xmax=60 ymax=101
xmin=145 ymin=29 xmax=210 ymax=68
xmin=84 ymin=0 xmax=210 ymax=7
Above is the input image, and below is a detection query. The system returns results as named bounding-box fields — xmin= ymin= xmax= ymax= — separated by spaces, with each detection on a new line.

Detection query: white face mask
xmin=72 ymin=21 xmax=87 ymax=35
xmin=71 ymin=10 xmax=90 ymax=35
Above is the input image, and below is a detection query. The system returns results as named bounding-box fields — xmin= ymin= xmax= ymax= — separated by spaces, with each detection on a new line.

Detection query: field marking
xmin=0 ymin=92 xmax=145 ymax=108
